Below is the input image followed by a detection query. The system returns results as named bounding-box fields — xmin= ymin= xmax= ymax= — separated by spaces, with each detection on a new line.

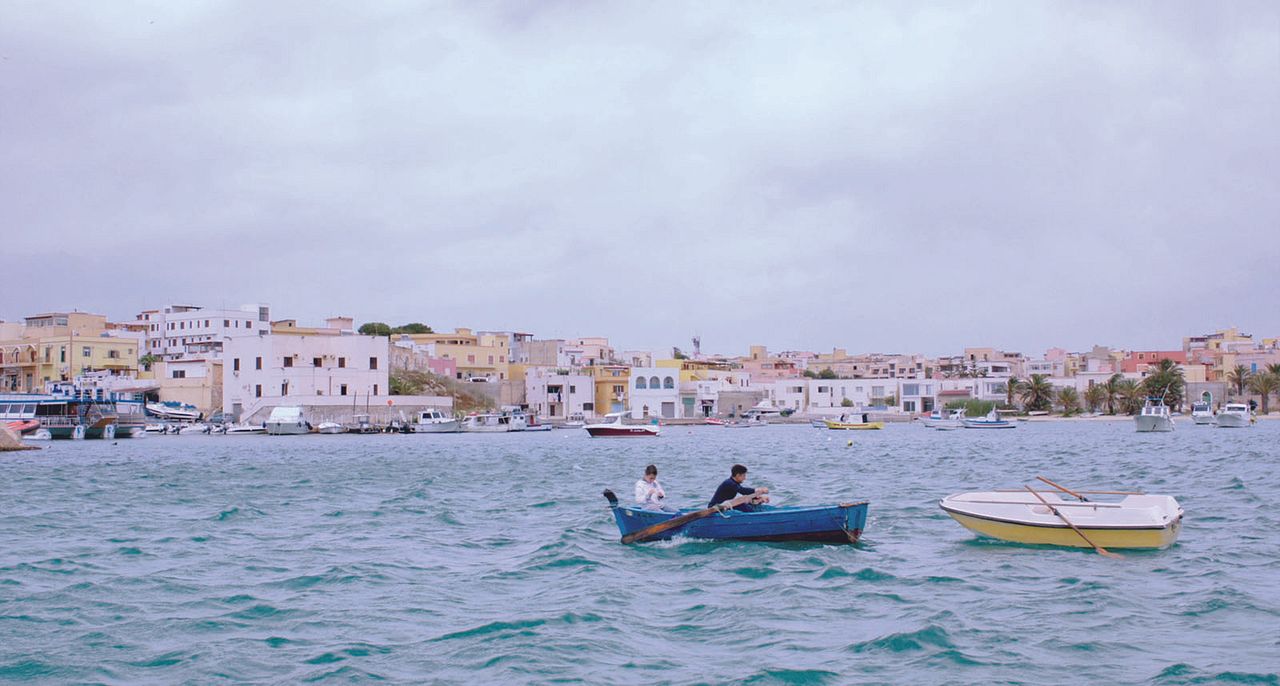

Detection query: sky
xmin=2 ymin=1 xmax=1277 ymax=357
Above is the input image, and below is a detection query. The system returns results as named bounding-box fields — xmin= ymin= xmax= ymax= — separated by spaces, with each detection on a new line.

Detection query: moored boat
xmin=1134 ymin=397 xmax=1174 ymax=432
xmin=940 ymin=488 xmax=1182 ymax=549
xmin=922 ymin=408 xmax=966 ymax=430
xmin=316 ymin=421 xmax=346 ymax=434
xmin=584 ymin=411 xmax=659 ymax=437
xmin=412 ymin=409 xmax=462 ymax=433
xmin=224 ymin=423 xmax=266 ymax=435
xmin=824 ymin=413 xmax=884 ymax=430
xmin=962 ymin=408 xmax=1015 ymax=430
xmin=265 ymin=406 xmax=310 ymax=435
xmin=605 ymin=493 xmax=868 ymax=544
xmin=1190 ymin=392 xmax=1215 ymax=425
xmin=1215 ymin=403 xmax=1254 ymax=428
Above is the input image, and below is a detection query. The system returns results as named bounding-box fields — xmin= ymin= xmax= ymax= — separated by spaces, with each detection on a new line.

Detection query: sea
xmin=1 ymin=421 xmax=1277 ymax=685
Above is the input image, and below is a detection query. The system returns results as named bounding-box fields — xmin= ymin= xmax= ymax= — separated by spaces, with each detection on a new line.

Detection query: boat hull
xmin=586 ymin=426 xmax=659 ymax=437
xmin=1214 ymin=414 xmax=1251 ymax=428
xmin=1191 ymin=413 xmax=1215 ymax=425
xmin=265 ymin=422 xmax=310 ymax=435
xmin=610 ymin=502 xmax=868 ymax=544
xmin=413 ymin=420 xmax=462 ymax=433
xmin=1134 ymin=416 xmax=1174 ymax=432
xmin=824 ymin=421 xmax=884 ymax=430
xmin=962 ymin=421 xmax=1015 ymax=429
xmin=943 ymin=510 xmax=1180 ymax=549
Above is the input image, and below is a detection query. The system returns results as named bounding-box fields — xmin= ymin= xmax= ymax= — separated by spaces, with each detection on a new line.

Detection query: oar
xmin=1036 ymin=476 xmax=1089 ymax=502
xmin=1024 ymin=486 xmax=1121 ymax=558
xmin=616 ymin=492 xmax=758 ymax=544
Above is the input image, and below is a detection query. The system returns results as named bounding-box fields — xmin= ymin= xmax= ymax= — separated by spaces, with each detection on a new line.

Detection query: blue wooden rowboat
xmin=606 ymin=497 xmax=869 ymax=544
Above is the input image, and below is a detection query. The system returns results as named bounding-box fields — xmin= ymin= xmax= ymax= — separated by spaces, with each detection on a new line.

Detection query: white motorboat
xmin=316 ymin=421 xmax=346 ymax=434
xmin=145 ymin=401 xmax=201 ymax=422
xmin=412 ymin=409 xmax=462 ymax=433
xmin=265 ymin=406 xmax=310 ymax=435
xmin=556 ymin=412 xmax=587 ymax=429
xmin=1190 ymin=400 xmax=1215 ymax=425
xmin=1134 ymin=398 xmax=1174 ymax=432
xmin=922 ymin=408 xmax=966 ymax=430
xmin=224 ymin=423 xmax=266 ymax=435
xmin=1215 ymin=403 xmax=1254 ymax=428
xmin=584 ymin=412 xmax=660 ymax=438
xmin=175 ymin=422 xmax=211 ymax=435
xmin=144 ymin=422 xmax=168 ymax=433
xmin=461 ymin=412 xmax=515 ymax=433
xmin=346 ymin=413 xmax=380 ymax=434
xmin=962 ymin=408 xmax=1015 ymax=429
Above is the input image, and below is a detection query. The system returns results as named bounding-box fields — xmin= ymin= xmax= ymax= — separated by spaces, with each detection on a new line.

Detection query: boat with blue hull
xmin=606 ymin=499 xmax=869 ymax=544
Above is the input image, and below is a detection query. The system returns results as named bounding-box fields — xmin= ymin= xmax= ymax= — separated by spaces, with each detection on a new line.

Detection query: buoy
xmin=846 ymin=440 xmax=853 ymax=447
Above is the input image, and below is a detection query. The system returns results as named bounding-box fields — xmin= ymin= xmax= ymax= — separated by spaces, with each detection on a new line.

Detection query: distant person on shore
xmin=635 ymin=464 xmax=677 ymax=512
xmin=708 ymin=464 xmax=769 ymax=511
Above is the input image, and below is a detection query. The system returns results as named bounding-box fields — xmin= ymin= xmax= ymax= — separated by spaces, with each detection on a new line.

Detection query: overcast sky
xmin=3 ymin=1 xmax=1277 ymax=357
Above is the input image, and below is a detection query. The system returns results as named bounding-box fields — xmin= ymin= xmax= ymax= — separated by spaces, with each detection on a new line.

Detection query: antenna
xmin=692 ymin=335 xmax=701 ymax=357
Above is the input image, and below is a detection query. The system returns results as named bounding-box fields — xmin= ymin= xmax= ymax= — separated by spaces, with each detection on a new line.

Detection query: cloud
xmin=2 ymin=1 xmax=1277 ymax=356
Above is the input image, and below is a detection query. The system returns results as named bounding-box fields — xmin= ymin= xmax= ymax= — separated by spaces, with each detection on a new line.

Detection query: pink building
xmin=1121 ymin=351 xmax=1187 ymax=374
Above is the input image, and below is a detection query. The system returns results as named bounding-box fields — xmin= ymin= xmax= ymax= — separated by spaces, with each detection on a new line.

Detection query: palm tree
xmin=1104 ymin=373 xmax=1125 ymax=415
xmin=1004 ymin=376 xmax=1022 ymax=408
xmin=1114 ymin=379 xmax=1144 ymax=415
xmin=1226 ymin=365 xmax=1251 ymax=397
xmin=1268 ymin=363 xmax=1280 ymax=380
xmin=1248 ymin=372 xmax=1279 ymax=415
xmin=1056 ymin=387 xmax=1081 ymax=416
xmin=1020 ymin=374 xmax=1055 ymax=413
xmin=1142 ymin=358 xmax=1185 ymax=409
xmin=1084 ymin=384 xmax=1108 ymax=413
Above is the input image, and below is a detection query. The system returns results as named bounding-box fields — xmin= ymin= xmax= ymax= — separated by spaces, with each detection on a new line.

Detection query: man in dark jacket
xmin=708 ymin=464 xmax=769 ymax=510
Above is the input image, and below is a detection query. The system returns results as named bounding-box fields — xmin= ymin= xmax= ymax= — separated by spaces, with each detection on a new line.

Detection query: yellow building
xmin=407 ymin=328 xmax=511 ymax=381
xmin=585 ymin=364 xmax=630 ymax=413
xmin=0 ymin=313 xmax=139 ymax=392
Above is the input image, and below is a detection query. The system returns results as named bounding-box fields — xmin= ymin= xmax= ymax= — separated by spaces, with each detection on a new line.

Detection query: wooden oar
xmin=1037 ymin=476 xmax=1089 ymax=502
xmin=616 ymin=492 xmax=759 ymax=544
xmin=1024 ymin=486 xmax=1121 ymax=558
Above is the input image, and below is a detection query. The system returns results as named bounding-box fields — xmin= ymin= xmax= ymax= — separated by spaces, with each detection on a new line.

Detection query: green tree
xmin=358 ymin=322 xmax=393 ymax=336
xmin=1248 ymin=372 xmax=1279 ymax=415
xmin=1056 ymin=386 xmax=1081 ymax=416
xmin=801 ymin=369 xmax=818 ymax=378
xmin=1104 ymin=373 xmax=1125 ymax=415
xmin=672 ymin=347 xmax=689 ymax=360
xmin=392 ymin=323 xmax=433 ymax=334
xmin=840 ymin=398 xmax=854 ymax=407
xmin=1084 ymin=384 xmax=1108 ymax=413
xmin=1003 ymin=376 xmax=1022 ymax=408
xmin=1141 ymin=358 xmax=1185 ymax=409
xmin=1225 ymin=364 xmax=1251 ymax=397
xmin=139 ymin=353 xmax=158 ymax=372
xmin=1019 ymin=374 xmax=1055 ymax=412
xmin=817 ymin=368 xmax=838 ymax=379
xmin=1114 ymin=379 xmax=1144 ymax=415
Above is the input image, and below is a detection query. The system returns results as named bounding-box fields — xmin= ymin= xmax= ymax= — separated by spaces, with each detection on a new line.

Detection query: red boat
xmin=5 ymin=420 xmax=40 ymax=435
xmin=584 ymin=412 xmax=660 ymax=438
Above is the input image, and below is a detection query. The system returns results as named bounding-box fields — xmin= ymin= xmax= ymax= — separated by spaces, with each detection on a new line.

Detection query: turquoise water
xmin=2 ymin=422 xmax=1278 ymax=684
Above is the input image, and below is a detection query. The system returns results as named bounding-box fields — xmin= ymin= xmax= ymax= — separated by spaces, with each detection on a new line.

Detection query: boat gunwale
xmin=615 ymin=501 xmax=869 ymax=518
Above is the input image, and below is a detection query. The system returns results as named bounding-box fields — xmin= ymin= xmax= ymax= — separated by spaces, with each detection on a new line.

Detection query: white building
xmin=221 ymin=323 xmax=388 ymax=419
xmin=137 ymin=304 xmax=270 ymax=360
xmin=525 ymin=368 xmax=595 ymax=419
xmin=628 ymin=366 xmax=681 ymax=419
xmin=764 ymin=380 xmax=807 ymax=412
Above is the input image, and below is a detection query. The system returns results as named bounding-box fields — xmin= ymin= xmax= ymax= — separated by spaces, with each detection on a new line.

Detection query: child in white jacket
xmin=634 ymin=464 xmax=678 ymax=512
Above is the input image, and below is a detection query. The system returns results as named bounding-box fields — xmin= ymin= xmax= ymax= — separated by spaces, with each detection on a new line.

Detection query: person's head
xmin=731 ymin=463 xmax=748 ymax=483
xmin=644 ymin=464 xmax=658 ymax=482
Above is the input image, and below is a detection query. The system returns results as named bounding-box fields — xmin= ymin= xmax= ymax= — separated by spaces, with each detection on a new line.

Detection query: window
xmin=255 ymin=357 xmax=262 ymax=370
xmin=467 ymin=354 xmax=476 ymax=363
xmin=636 ymin=377 xmax=647 ymax=389
xmin=224 ymin=319 xmax=230 ymax=327
xmin=340 ymin=384 xmax=348 ymax=396
xmin=44 ymin=347 xmax=50 ymax=363
xmin=59 ymin=347 xmax=66 ymax=363
xmin=245 ymin=321 xmax=251 ymax=328
xmin=313 ymin=357 xmax=322 ymax=367
xmin=283 ymin=357 xmax=293 ymax=368
xmin=369 ymin=357 xmax=378 ymax=370
xmin=583 ymin=402 xmax=594 ymax=411
xmin=204 ymin=320 xmax=210 ymax=327
xmin=500 ymin=356 xmax=505 ymax=363
xmin=569 ymin=385 xmax=576 ymax=393
xmin=81 ymin=347 xmax=91 ymax=358
xmin=233 ymin=358 xmax=240 ymax=372
xmin=281 ymin=382 xmax=288 ymax=396
xmin=255 ymin=384 xmax=262 ymax=398
xmin=664 ymin=377 xmax=674 ymax=389
xmin=903 ymin=384 xmax=920 ymax=396
xmin=488 ymin=355 xmax=494 ymax=364
xmin=613 ymin=385 xmax=624 ymax=393
xmin=338 ymin=357 xmax=346 ymax=368
xmin=171 ymin=370 xmax=186 ymax=379
xmin=649 ymin=376 xmax=660 ymax=388
xmin=373 ymin=384 xmax=379 ymax=396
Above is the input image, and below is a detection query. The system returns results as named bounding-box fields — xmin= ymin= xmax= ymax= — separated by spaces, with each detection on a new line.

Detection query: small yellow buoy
xmin=846 ymin=440 xmax=853 ymax=447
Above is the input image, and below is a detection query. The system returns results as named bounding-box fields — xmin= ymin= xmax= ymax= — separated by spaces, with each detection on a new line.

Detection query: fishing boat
xmin=603 ymin=490 xmax=868 ymax=544
xmin=706 ymin=417 xmax=727 ymax=426
xmin=584 ymin=412 xmax=660 ymax=437
xmin=1190 ymin=392 xmax=1215 ymax=425
xmin=316 ymin=421 xmax=346 ymax=434
xmin=940 ymin=488 xmax=1182 ymax=549
xmin=461 ymin=412 xmax=516 ymax=433
xmin=1134 ymin=397 xmax=1174 ymax=432
xmin=921 ymin=408 xmax=966 ymax=430
xmin=962 ymin=408 xmax=1015 ymax=429
xmin=265 ymin=406 xmax=310 ymax=435
xmin=556 ymin=412 xmax=586 ymax=429
xmin=809 ymin=418 xmax=826 ymax=428
xmin=412 ymin=409 xmax=462 ymax=433
xmin=1215 ymin=403 xmax=1254 ymax=428
xmin=824 ymin=413 xmax=884 ymax=430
